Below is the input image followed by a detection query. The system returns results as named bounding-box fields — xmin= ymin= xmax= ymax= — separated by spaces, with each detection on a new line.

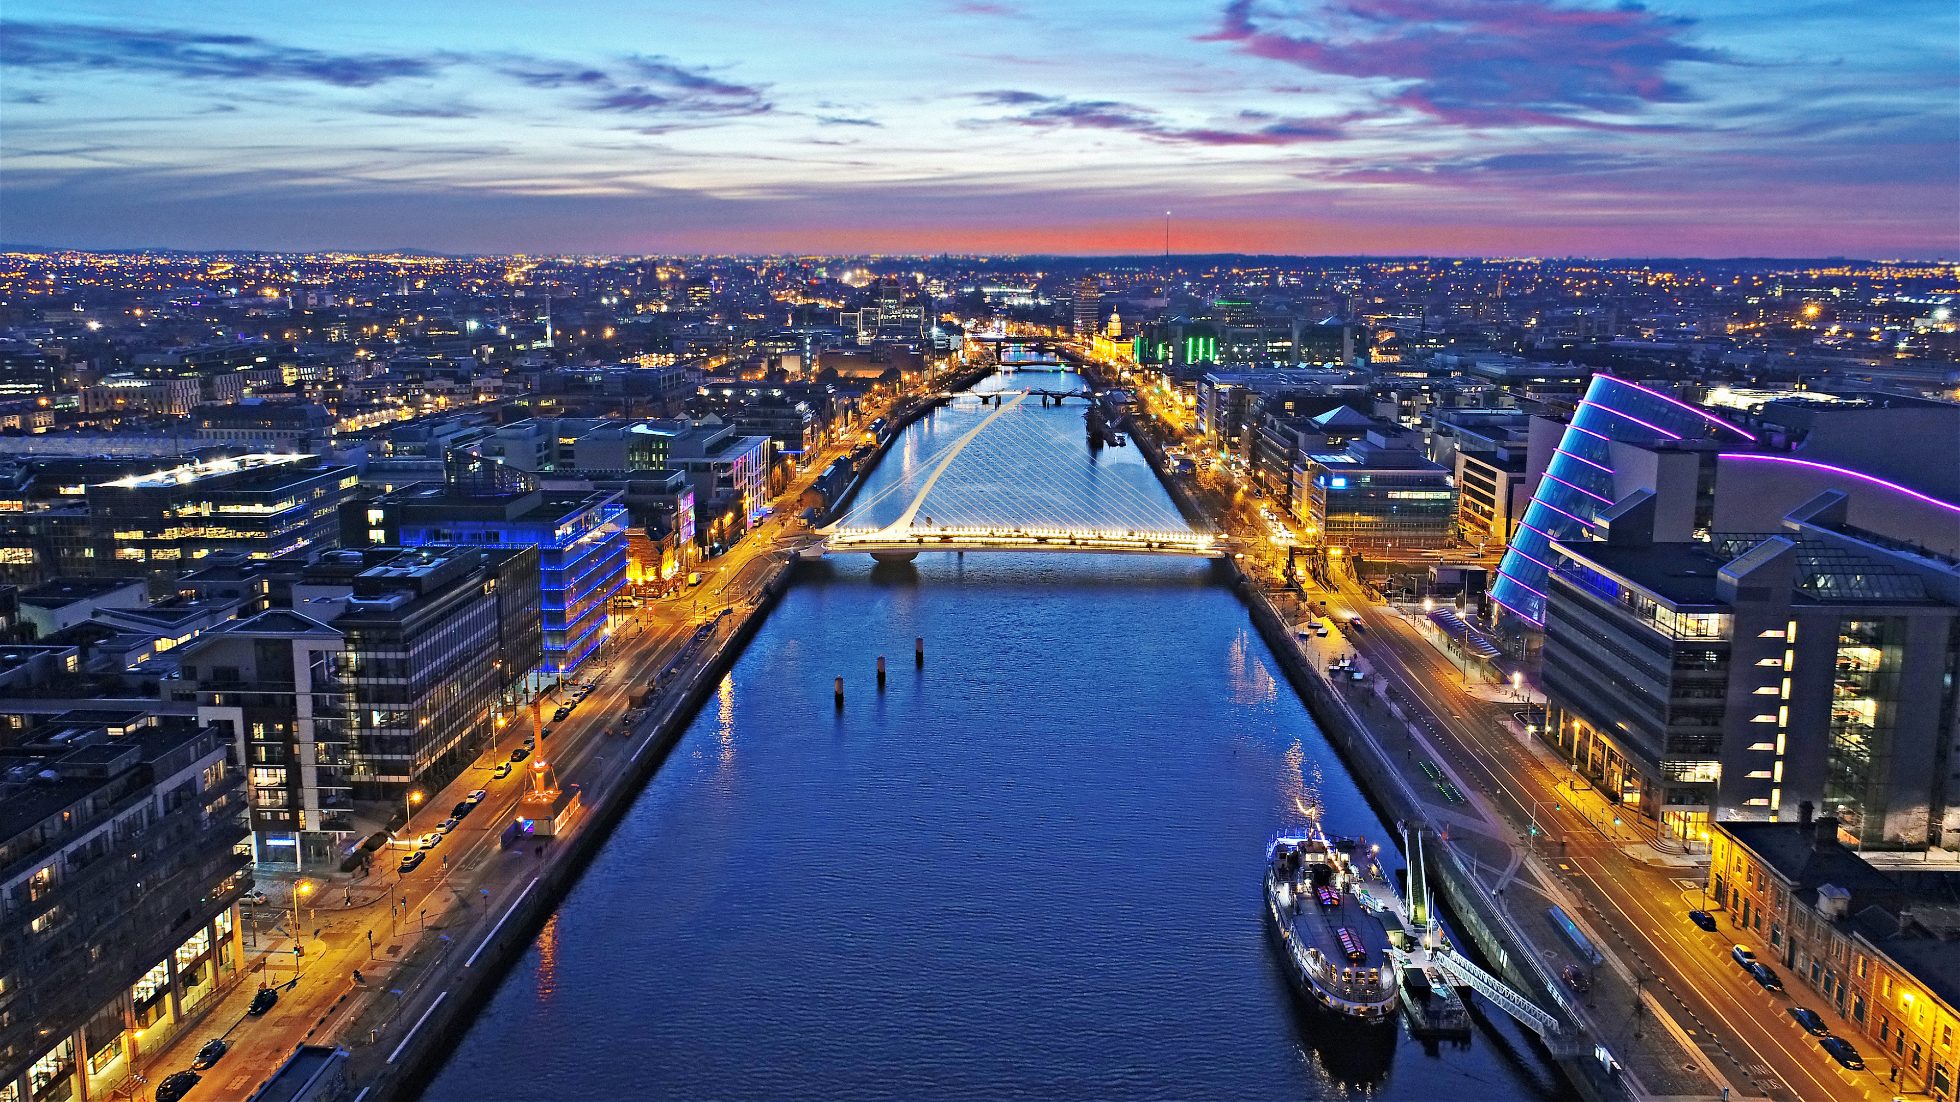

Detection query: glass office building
xmin=1492 ymin=375 xmax=1756 ymax=626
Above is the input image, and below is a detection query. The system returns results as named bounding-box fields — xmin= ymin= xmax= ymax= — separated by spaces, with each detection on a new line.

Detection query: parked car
xmin=438 ymin=817 xmax=461 ymax=834
xmin=1687 ymin=910 xmax=1717 ymax=932
xmin=451 ymin=801 xmax=473 ymax=819
xmin=243 ymin=889 xmax=269 ymax=907
xmin=247 ymin=987 xmax=279 ymax=1016
xmin=493 ymin=763 xmax=513 ymax=779
xmin=398 ymin=851 xmax=426 ymax=874
xmin=511 ymin=746 xmax=531 ymax=763
xmin=466 ymin=789 xmax=488 ymax=806
xmin=156 ymin=1070 xmax=200 ymax=1102
xmin=1731 ymin=944 xmax=1757 ymax=968
xmin=1819 ymin=1034 xmax=1864 ymax=1069
xmin=1747 ymin=962 xmax=1783 ymax=992
xmin=1560 ymin=964 xmax=1591 ymax=993
xmin=1787 ymin=1007 xmax=1829 ymax=1035
xmin=417 ymin=832 xmax=443 ymax=850
xmin=191 ymin=1038 xmax=229 ymax=1069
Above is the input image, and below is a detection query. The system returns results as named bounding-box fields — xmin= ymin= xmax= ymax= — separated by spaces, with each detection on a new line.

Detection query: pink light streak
xmin=1507 ymin=544 xmax=1560 ymax=573
xmin=1599 ymin=375 xmax=1758 ymax=441
xmin=1578 ymin=399 xmax=1683 ymax=441
xmin=1543 ymin=472 xmax=1615 ymax=506
xmin=1722 ymin=454 xmax=1960 ymax=516
xmin=1527 ymin=496 xmax=1594 ymax=528
xmin=1489 ymin=593 xmax=1545 ymax=628
xmin=1555 ymin=446 xmax=1615 ymax=474
xmin=1496 ymin=567 xmax=1553 ymax=602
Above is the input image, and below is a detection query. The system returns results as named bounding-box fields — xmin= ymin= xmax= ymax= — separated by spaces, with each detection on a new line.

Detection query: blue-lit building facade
xmin=1492 ymin=375 xmax=1758 ymax=627
xmin=349 ymin=487 xmax=627 ymax=676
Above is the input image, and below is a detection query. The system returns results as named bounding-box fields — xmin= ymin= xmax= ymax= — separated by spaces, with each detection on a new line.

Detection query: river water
xmin=422 ymin=371 xmax=1574 ymax=1101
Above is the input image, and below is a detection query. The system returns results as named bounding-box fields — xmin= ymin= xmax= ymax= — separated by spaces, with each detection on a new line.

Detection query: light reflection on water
xmin=423 ymin=377 xmax=1574 ymax=1102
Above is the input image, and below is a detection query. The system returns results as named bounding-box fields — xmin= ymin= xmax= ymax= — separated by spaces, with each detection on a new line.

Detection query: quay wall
xmin=374 ymin=559 xmax=798 ymax=1099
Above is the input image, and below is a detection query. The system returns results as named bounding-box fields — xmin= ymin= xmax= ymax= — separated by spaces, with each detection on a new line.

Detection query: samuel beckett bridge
xmin=816 ymin=390 xmax=1220 ymax=561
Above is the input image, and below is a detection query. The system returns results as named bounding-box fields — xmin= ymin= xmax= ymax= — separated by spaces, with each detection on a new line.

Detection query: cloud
xmin=816 ymin=115 xmax=882 ymax=128
xmin=947 ymin=2 xmax=1027 ymax=16
xmin=0 ymin=22 xmax=769 ymax=119
xmin=368 ymin=100 xmax=479 ymax=120
xmin=1198 ymin=0 xmax=1724 ymax=129
xmin=0 ymin=20 xmax=442 ymax=87
xmin=974 ymin=90 xmax=1350 ymax=146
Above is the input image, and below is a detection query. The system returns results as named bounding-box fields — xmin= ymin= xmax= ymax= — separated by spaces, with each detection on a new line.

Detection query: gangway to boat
xmin=1395 ymin=826 xmax=1588 ymax=1057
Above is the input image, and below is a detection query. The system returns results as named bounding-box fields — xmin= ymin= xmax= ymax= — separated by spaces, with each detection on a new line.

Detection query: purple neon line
xmin=1566 ymin=423 xmax=1613 ymax=443
xmin=1723 ymin=454 xmax=1960 ymax=516
xmin=1527 ymin=496 xmax=1593 ymax=527
xmin=1599 ymin=375 xmax=1758 ymax=441
xmin=1507 ymin=545 xmax=1559 ymax=573
xmin=1555 ymin=446 xmax=1614 ymax=474
xmin=1542 ymin=472 xmax=1615 ymax=506
xmin=1495 ymin=567 xmax=1553 ymax=602
xmin=1489 ymin=593 xmax=1545 ymax=628
xmin=1578 ymin=399 xmax=1683 ymax=441
xmin=1519 ymin=521 xmax=1562 ymax=543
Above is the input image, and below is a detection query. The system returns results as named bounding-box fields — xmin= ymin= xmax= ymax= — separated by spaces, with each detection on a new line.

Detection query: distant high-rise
xmin=1072 ymin=277 xmax=1102 ymax=337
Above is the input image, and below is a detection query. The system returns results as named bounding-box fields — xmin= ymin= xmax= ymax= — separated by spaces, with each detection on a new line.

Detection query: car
xmin=243 ymin=888 xmax=269 ymax=907
xmin=1731 ymin=944 xmax=1757 ymax=968
xmin=1313 ymin=626 xmax=1329 ymax=637
xmin=1349 ymin=669 xmax=1367 ymax=682
xmin=247 ymin=987 xmax=279 ymax=1016
xmin=451 ymin=801 xmax=473 ymax=819
xmin=538 ymin=726 xmax=552 ymax=741
xmin=191 ymin=1038 xmax=229 ymax=1069
xmin=1560 ymin=964 xmax=1591 ymax=993
xmin=465 ymin=789 xmax=487 ymax=806
xmin=438 ymin=817 xmax=461 ymax=834
xmin=1347 ymin=616 xmax=1365 ymax=632
xmin=493 ymin=763 xmax=513 ymax=779
xmin=1687 ymin=910 xmax=1718 ymax=932
xmin=1819 ymin=1034 xmax=1865 ymax=1070
xmin=522 ymin=736 xmax=536 ymax=751
xmin=398 ymin=851 xmax=426 ymax=874
xmin=155 ymin=1070 xmax=201 ymax=1102
xmin=418 ymin=832 xmax=443 ymax=850
xmin=1787 ymin=1006 xmax=1829 ymax=1035
xmin=1747 ymin=962 xmax=1782 ymax=992
xmin=511 ymin=746 xmax=531 ymax=763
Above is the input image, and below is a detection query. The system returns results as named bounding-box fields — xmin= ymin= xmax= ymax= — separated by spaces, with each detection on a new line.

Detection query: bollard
xmin=915 ymin=636 xmax=925 ymax=668
xmin=834 ymin=676 xmax=845 ymax=710
xmin=877 ymin=656 xmax=887 ymax=690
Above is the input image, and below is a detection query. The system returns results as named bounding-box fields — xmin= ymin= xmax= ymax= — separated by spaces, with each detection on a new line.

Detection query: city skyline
xmin=4 ymin=0 xmax=1956 ymax=258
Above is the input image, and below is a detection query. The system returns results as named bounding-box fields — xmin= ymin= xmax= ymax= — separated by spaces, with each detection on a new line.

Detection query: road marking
xmin=387 ymin=991 xmax=447 ymax=1064
xmin=466 ymin=878 xmax=540 ymax=968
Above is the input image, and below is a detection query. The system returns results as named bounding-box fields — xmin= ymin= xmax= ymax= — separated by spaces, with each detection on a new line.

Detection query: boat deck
xmin=1278 ymin=875 xmax=1393 ymax=963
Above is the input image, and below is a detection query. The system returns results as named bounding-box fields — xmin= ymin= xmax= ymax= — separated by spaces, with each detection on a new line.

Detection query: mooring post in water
xmin=834 ymin=676 xmax=845 ymax=710
xmin=877 ymin=656 xmax=887 ymax=690
xmin=915 ymin=636 xmax=925 ymax=667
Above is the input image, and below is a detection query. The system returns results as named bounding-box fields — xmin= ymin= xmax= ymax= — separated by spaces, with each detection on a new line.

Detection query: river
xmin=421 ymin=370 xmax=1575 ymax=1101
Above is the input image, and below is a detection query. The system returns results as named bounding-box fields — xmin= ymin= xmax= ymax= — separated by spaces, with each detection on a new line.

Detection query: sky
xmin=2 ymin=0 xmax=1955 ymax=257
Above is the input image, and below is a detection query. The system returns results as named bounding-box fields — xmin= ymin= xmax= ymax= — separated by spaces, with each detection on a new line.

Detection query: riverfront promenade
xmin=1108 ymin=349 xmax=1901 ymax=1102
xmin=125 ymin=394 xmax=908 ymax=1101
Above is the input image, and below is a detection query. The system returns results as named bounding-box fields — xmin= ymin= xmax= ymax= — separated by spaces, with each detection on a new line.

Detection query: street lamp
xmin=405 ymin=788 xmax=424 ymax=827
xmin=1511 ymin=670 xmax=1524 ymax=702
xmin=292 ymin=879 xmax=314 ymax=955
